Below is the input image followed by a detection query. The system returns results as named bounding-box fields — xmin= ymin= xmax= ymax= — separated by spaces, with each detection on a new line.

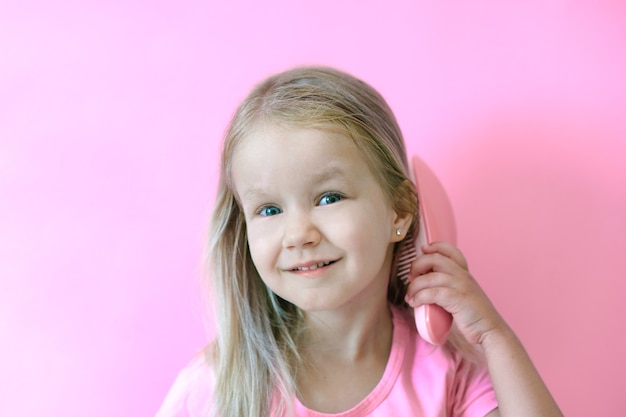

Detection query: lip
xmin=284 ymin=259 xmax=339 ymax=272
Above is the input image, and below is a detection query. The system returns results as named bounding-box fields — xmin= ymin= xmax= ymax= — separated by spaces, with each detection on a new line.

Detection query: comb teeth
xmin=396 ymin=230 xmax=418 ymax=284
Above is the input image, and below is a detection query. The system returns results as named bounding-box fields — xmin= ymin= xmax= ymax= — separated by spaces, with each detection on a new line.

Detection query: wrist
xmin=478 ymin=321 xmax=518 ymax=353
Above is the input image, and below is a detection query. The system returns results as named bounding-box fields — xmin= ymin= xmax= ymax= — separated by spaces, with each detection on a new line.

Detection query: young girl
xmin=156 ymin=66 xmax=563 ymax=417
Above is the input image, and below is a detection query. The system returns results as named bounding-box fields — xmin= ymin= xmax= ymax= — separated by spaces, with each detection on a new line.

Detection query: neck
xmin=301 ymin=299 xmax=393 ymax=362
xmin=296 ymin=301 xmax=395 ymax=413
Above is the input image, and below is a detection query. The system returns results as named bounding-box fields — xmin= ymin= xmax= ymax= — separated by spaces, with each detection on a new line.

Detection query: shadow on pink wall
xmin=1 ymin=1 xmax=625 ymax=416
xmin=443 ymin=103 xmax=625 ymax=417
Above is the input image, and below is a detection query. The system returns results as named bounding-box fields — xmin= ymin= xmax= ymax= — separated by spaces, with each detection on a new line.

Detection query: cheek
xmin=352 ymin=230 xmax=394 ymax=266
xmin=334 ymin=204 xmax=394 ymax=241
xmin=355 ymin=212 xmax=396 ymax=263
xmin=246 ymin=226 xmax=278 ymax=273
xmin=331 ymin=213 xmax=392 ymax=258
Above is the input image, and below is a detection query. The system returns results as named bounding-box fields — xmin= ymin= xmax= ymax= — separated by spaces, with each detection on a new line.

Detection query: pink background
xmin=1 ymin=1 xmax=625 ymax=416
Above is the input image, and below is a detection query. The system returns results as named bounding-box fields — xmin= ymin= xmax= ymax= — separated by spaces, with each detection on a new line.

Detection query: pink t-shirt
xmin=156 ymin=306 xmax=498 ymax=417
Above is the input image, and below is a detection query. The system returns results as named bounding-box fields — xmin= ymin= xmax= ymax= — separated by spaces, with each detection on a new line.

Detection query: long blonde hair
xmin=207 ymin=66 xmax=435 ymax=416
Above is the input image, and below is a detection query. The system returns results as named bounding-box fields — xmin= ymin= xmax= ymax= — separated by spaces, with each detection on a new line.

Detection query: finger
xmin=405 ymin=270 xmax=460 ymax=299
xmin=404 ymin=283 xmax=461 ymax=314
xmin=409 ymin=251 xmax=465 ymax=279
xmin=421 ymin=241 xmax=469 ymax=270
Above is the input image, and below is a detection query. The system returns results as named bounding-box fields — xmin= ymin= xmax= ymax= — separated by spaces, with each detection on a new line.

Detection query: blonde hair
xmin=206 ymin=66 xmax=471 ymax=417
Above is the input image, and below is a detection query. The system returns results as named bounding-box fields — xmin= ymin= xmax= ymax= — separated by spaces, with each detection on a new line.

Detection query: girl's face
xmin=231 ymin=126 xmax=409 ymax=313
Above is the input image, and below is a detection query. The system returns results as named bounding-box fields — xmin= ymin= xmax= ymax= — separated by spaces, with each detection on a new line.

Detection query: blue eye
xmin=258 ymin=205 xmax=282 ymax=217
xmin=319 ymin=193 xmax=343 ymax=206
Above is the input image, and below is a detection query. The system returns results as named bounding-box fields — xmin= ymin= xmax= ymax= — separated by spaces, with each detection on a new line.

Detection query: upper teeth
xmin=295 ymin=261 xmax=332 ymax=271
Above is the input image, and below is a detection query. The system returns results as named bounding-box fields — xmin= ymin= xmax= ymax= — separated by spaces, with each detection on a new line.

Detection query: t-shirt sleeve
xmin=449 ymin=355 xmax=498 ymax=417
xmin=155 ymin=355 xmax=213 ymax=417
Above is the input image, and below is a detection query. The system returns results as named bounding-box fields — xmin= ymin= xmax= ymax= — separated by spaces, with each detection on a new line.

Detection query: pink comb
xmin=394 ymin=155 xmax=456 ymax=345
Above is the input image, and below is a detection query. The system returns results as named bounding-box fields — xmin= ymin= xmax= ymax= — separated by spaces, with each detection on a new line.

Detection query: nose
xmin=282 ymin=209 xmax=321 ymax=250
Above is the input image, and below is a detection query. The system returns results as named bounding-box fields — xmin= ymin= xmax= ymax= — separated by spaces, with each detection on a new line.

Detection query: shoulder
xmin=155 ymin=351 xmax=215 ymax=417
xmin=390 ymin=305 xmax=459 ymax=382
xmin=389 ymin=305 xmax=498 ymax=417
xmin=391 ymin=304 xmax=487 ymax=379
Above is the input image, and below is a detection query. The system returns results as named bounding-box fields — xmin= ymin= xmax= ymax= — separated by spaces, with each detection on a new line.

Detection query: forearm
xmin=481 ymin=325 xmax=563 ymax=417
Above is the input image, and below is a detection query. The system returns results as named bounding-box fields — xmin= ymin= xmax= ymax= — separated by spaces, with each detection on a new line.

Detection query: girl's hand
xmin=404 ymin=241 xmax=506 ymax=346
xmin=405 ymin=242 xmax=565 ymax=416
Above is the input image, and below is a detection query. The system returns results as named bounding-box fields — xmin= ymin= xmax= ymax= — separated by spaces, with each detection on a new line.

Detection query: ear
xmin=390 ymin=210 xmax=413 ymax=243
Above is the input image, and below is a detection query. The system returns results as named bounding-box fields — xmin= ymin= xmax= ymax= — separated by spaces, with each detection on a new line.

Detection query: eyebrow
xmin=240 ymin=164 xmax=351 ymax=202
xmin=309 ymin=164 xmax=350 ymax=185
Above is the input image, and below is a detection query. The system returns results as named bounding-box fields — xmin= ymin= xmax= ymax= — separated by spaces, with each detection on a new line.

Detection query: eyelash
xmin=256 ymin=205 xmax=282 ymax=217
xmin=254 ymin=192 xmax=345 ymax=217
xmin=318 ymin=192 xmax=344 ymax=206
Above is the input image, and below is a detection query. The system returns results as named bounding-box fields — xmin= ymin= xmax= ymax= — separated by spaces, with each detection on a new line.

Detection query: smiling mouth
xmin=291 ymin=260 xmax=337 ymax=271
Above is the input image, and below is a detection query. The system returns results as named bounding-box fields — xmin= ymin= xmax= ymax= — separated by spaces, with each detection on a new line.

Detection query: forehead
xmin=233 ymin=124 xmax=360 ymax=162
xmin=230 ymin=126 xmax=377 ymax=194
